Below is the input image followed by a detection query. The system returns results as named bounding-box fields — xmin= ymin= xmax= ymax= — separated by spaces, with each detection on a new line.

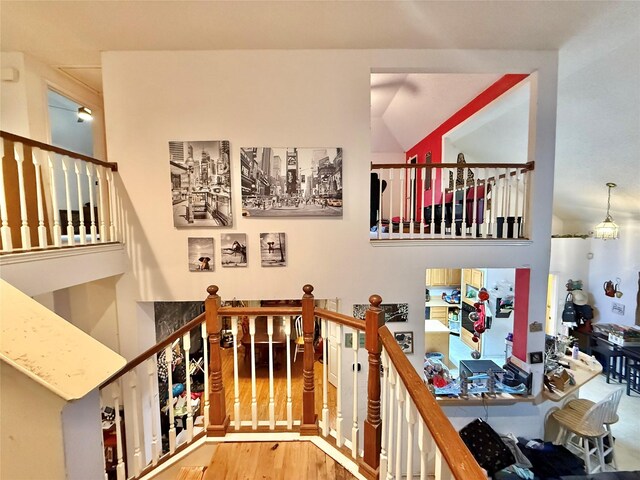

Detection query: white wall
xmin=0 ymin=52 xmax=30 ymax=136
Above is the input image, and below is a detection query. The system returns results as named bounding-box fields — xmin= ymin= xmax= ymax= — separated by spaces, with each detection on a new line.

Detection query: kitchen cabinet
xmin=461 ymin=326 xmax=482 ymax=352
xmin=426 ymin=268 xmax=461 ymax=287
xmin=429 ymin=306 xmax=449 ymax=326
xmin=472 ymin=269 xmax=484 ymax=288
xmin=425 ymin=320 xmax=450 ymax=366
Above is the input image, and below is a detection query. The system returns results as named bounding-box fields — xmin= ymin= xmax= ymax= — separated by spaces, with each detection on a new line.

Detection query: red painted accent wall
xmin=513 ymin=268 xmax=531 ymax=362
xmin=405 ymin=74 xmax=529 ymax=220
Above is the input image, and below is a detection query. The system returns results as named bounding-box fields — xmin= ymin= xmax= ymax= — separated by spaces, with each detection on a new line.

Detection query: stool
xmin=566 ymin=388 xmax=624 ymax=469
xmin=628 ymin=359 xmax=640 ymax=396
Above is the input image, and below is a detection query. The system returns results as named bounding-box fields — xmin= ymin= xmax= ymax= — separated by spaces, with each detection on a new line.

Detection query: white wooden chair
xmin=293 ymin=315 xmax=304 ymax=363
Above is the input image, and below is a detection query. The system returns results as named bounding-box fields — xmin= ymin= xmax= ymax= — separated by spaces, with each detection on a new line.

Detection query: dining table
xmin=240 ymin=316 xmax=290 ymax=369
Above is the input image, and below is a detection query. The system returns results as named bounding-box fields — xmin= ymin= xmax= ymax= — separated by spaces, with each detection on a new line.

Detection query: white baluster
xmin=165 ymin=344 xmax=176 ymax=453
xmin=377 ymin=169 xmax=383 ymax=239
xmin=321 ymin=318 xmax=329 ymax=437
xmin=86 ymin=163 xmax=98 ymax=243
xmin=128 ymin=370 xmax=142 ymax=475
xmin=501 ymin=168 xmax=508 ymax=239
xmin=406 ymin=390 xmax=416 ymax=480
xmin=386 ymin=365 xmax=396 ymax=480
xmin=201 ymin=321 xmax=210 ymax=428
xmin=47 ymin=154 xmax=62 ymax=247
xmin=107 ymin=168 xmax=117 ymax=242
xmin=61 ymin=156 xmax=74 ymax=246
xmin=409 ymin=167 xmax=415 ymax=237
xmin=285 ymin=315 xmax=293 ymax=429
xmin=335 ymin=324 xmax=343 ymax=447
xmin=267 ymin=315 xmax=275 ymax=430
xmin=395 ymin=381 xmax=405 ymax=480
xmin=418 ymin=419 xmax=426 ymax=480
xmin=490 ymin=168 xmax=498 ymax=237
xmin=514 ymin=169 xmax=521 ymax=238
xmin=435 ymin=448 xmax=452 ymax=480
xmin=429 ymin=167 xmax=436 ymax=238
xmin=96 ymin=166 xmax=106 ymax=242
xmin=399 ymin=169 xmax=405 ymax=239
xmin=31 ymin=148 xmax=47 ymax=248
xmin=74 ymin=160 xmax=86 ymax=245
xmin=420 ymin=166 xmax=426 ymax=237
xmin=12 ymin=144 xmax=31 ymax=250
xmin=0 ymin=139 xmax=13 ymax=252
xmin=521 ymin=168 xmax=529 ymax=237
xmin=183 ymin=332 xmax=193 ymax=441
xmin=440 ymin=167 xmax=446 ymax=238
xmin=112 ymin=382 xmax=126 ymax=480
xmin=147 ymin=358 xmax=160 ymax=465
xmin=380 ymin=350 xmax=389 ymax=480
xmin=351 ymin=329 xmax=359 ymax=459
xmin=249 ymin=316 xmax=258 ymax=429
xmin=460 ymin=167 xmax=468 ymax=238
xmin=388 ymin=169 xmax=394 ymax=239
xmin=231 ymin=317 xmax=240 ymax=430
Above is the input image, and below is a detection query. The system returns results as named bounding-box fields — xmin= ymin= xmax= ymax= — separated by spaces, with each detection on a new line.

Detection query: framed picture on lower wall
xmin=188 ymin=237 xmax=214 ymax=271
xmin=260 ymin=232 xmax=286 ymax=267
xmin=394 ymin=331 xmax=413 ymax=354
xmin=221 ymin=233 xmax=247 ymax=267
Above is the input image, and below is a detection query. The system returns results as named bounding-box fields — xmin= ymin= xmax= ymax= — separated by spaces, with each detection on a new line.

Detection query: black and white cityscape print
xmin=260 ymin=232 xmax=286 ymax=267
xmin=221 ymin=233 xmax=247 ymax=267
xmin=169 ymin=140 xmax=232 ymax=227
xmin=240 ymin=147 xmax=342 ymax=217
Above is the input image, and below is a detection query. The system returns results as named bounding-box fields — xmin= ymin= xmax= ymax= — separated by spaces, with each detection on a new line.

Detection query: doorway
xmin=47 ymin=88 xmax=94 ymax=156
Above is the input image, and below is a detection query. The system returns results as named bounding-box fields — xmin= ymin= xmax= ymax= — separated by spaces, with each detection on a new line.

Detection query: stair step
xmin=176 ymin=466 xmax=206 ymax=480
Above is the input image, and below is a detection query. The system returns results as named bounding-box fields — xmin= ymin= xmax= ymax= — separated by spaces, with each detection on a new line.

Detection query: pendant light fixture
xmin=77 ymin=106 xmax=93 ymax=122
xmin=594 ymin=182 xmax=619 ymax=240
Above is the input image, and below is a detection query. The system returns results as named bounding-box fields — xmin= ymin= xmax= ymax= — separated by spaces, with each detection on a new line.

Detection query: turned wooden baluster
xmin=300 ymin=284 xmax=318 ymax=435
xmin=205 ymin=285 xmax=229 ymax=436
xmin=360 ymin=294 xmax=384 ymax=479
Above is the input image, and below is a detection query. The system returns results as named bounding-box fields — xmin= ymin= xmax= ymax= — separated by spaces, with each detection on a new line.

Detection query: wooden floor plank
xmin=204 ymin=441 xmax=355 ymax=480
xmin=176 ymin=466 xmax=205 ymax=480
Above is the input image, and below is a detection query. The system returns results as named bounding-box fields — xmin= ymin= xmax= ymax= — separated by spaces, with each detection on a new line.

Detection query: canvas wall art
xmin=352 ymin=303 xmax=409 ymax=322
xmin=188 ymin=237 xmax=214 ymax=272
xmin=240 ymin=147 xmax=342 ymax=217
xmin=394 ymin=331 xmax=413 ymax=354
xmin=169 ymin=140 xmax=232 ymax=227
xmin=260 ymin=232 xmax=286 ymax=267
xmin=221 ymin=233 xmax=247 ymax=267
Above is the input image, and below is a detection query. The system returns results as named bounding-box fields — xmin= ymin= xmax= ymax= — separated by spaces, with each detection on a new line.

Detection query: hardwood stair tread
xmin=176 ymin=466 xmax=206 ymax=480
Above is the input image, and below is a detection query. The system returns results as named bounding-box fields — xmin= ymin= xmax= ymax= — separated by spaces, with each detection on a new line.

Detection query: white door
xmin=325 ymin=298 xmax=339 ymax=387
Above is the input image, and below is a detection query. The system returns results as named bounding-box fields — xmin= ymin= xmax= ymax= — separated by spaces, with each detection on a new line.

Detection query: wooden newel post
xmin=300 ymin=284 xmax=319 ymax=435
xmin=360 ymin=294 xmax=384 ymax=480
xmin=205 ymin=285 xmax=229 ymax=436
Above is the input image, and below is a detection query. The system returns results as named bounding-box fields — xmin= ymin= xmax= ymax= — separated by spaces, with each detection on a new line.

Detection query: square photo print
xmin=221 ymin=233 xmax=247 ymax=267
xmin=169 ymin=140 xmax=232 ymax=227
xmin=188 ymin=237 xmax=214 ymax=272
xmin=260 ymin=233 xmax=286 ymax=267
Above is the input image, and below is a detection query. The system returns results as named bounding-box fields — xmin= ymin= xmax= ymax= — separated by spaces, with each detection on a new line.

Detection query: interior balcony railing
xmin=371 ymin=161 xmax=535 ymax=241
xmin=99 ymin=285 xmax=485 ymax=480
xmin=0 ymin=131 xmax=119 ymax=253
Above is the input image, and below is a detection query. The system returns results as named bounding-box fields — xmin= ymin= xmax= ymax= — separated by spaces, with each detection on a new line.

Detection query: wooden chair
xmin=552 ymin=392 xmax=615 ymax=473
xmin=565 ymin=388 xmax=624 ymax=468
xmin=293 ymin=315 xmax=304 ymax=363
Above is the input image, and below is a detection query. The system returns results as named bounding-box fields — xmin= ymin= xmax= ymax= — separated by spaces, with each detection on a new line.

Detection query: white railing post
xmin=96 ymin=166 xmax=107 ymax=242
xmin=13 ymin=144 xmax=31 ymax=250
xmin=335 ymin=323 xmax=343 ymax=447
xmin=74 ymin=160 xmax=86 ymax=245
xmin=321 ymin=318 xmax=329 ymax=437
xmin=249 ymin=316 xmax=258 ymax=429
xmin=0 ymin=139 xmax=13 ymax=252
xmin=164 ymin=344 xmax=177 ymax=454
xmin=201 ymin=321 xmax=210 ymax=429
xmin=267 ymin=315 xmax=275 ymax=430
xmin=231 ymin=317 xmax=240 ymax=430
xmin=406 ymin=390 xmax=416 ymax=480
xmin=107 ymin=168 xmax=117 ymax=242
xmin=31 ymin=148 xmax=48 ymax=248
xmin=380 ymin=350 xmax=389 ymax=480
xmin=386 ymin=365 xmax=396 ymax=480
xmin=112 ymin=381 xmax=126 ymax=480
xmin=86 ymin=163 xmax=98 ymax=243
xmin=183 ymin=332 xmax=194 ymax=441
xmin=377 ymin=169 xmax=383 ymax=239
xmin=409 ymin=167 xmax=415 ymax=238
xmin=522 ymin=168 xmax=530 ymax=238
xmin=285 ymin=315 xmax=293 ymax=429
xmin=420 ymin=166 xmax=426 ymax=237
xmin=47 ymin=154 xmax=62 ymax=247
xmin=128 ymin=370 xmax=142 ymax=476
xmin=351 ymin=329 xmax=359 ymax=459
xmin=399 ymin=169 xmax=405 ymax=239
xmin=388 ymin=169 xmax=394 ymax=239
xmin=440 ymin=167 xmax=447 ymax=238
xmin=147 ymin=358 xmax=160 ymax=466
xmin=395 ymin=381 xmax=405 ymax=480
xmin=61 ymin=156 xmax=74 ymax=245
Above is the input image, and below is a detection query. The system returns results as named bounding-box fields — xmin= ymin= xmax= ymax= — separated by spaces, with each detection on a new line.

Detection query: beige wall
xmin=0 ymin=362 xmax=67 ymax=480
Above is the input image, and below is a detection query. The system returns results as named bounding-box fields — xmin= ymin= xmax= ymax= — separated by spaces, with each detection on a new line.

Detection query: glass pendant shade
xmin=594 ymin=183 xmax=619 ymax=240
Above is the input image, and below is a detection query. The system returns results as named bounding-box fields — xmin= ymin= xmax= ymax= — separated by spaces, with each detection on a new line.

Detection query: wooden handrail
xmin=315 ymin=308 xmax=367 ymax=331
xmin=0 ymin=130 xmax=118 ymax=172
xmin=371 ymin=161 xmax=534 ymax=171
xmin=379 ymin=326 xmax=486 ymax=480
xmin=99 ymin=312 xmax=206 ymax=389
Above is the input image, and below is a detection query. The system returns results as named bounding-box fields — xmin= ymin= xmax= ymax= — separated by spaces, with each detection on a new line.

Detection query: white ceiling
xmin=1 ymin=0 xmax=639 ymax=231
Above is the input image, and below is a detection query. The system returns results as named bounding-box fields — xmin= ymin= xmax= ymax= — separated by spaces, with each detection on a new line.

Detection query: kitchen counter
xmin=425 ymin=320 xmax=450 ymax=366
xmin=425 ymin=298 xmax=461 ymax=308
xmin=542 ymin=352 xmax=603 ymax=402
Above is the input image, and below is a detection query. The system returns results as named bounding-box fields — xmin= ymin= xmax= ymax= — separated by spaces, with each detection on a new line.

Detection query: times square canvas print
xmin=169 ymin=140 xmax=232 ymax=227
xmin=240 ymin=147 xmax=342 ymax=217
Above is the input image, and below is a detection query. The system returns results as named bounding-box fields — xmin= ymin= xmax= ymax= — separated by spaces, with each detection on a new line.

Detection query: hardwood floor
xmin=203 ymin=441 xmax=355 ymax=480
xmin=219 ymin=336 xmax=337 ymax=430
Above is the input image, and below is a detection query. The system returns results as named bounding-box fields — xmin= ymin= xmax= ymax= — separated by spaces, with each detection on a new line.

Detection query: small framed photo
xmin=188 ymin=237 xmax=214 ymax=271
xmin=394 ymin=331 xmax=413 ymax=354
xmin=529 ymin=351 xmax=543 ymax=364
xmin=221 ymin=233 xmax=247 ymax=267
xmin=260 ymin=232 xmax=286 ymax=267
xmin=612 ymin=303 xmax=625 ymax=316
